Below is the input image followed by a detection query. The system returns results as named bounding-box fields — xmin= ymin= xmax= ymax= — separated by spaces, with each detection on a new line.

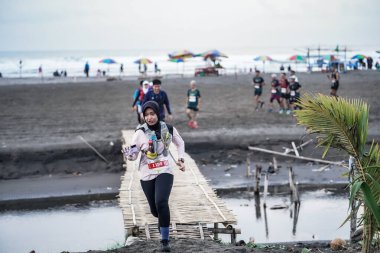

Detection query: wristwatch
xmin=178 ymin=158 xmax=185 ymax=163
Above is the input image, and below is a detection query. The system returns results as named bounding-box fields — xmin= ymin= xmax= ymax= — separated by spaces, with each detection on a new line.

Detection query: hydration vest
xmin=136 ymin=121 xmax=173 ymax=157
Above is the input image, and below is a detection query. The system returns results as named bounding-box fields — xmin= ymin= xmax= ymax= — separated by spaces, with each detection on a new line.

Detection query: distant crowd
xmin=251 ymin=67 xmax=340 ymax=115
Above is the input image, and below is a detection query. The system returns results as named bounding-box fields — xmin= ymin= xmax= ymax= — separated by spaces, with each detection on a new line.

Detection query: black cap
xmin=142 ymin=101 xmax=160 ymax=120
xmin=152 ymin=79 xmax=161 ymax=85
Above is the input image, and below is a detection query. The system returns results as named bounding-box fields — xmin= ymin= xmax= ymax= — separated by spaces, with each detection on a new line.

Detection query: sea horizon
xmin=0 ymin=46 xmax=378 ymax=78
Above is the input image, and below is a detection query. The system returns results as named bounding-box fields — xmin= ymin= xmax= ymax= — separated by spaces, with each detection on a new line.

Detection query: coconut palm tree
xmin=295 ymin=94 xmax=380 ymax=253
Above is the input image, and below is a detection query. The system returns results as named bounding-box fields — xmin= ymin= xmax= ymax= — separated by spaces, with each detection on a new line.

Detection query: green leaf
xmin=360 ymin=182 xmax=380 ymax=227
xmin=349 ymin=181 xmax=364 ymax=211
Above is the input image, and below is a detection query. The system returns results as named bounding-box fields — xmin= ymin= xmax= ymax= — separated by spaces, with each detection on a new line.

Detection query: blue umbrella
xmin=99 ymin=58 xmax=117 ymax=74
xmin=99 ymin=58 xmax=117 ymax=64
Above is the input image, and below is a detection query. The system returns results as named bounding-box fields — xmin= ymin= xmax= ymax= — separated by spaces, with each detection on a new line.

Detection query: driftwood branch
xmin=78 ymin=135 xmax=110 ymax=164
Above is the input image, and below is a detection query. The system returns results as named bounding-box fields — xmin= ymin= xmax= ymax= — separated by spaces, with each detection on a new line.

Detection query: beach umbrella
xmin=168 ymin=50 xmax=195 ymax=59
xmin=168 ymin=58 xmax=185 ymax=73
xmin=351 ymin=54 xmax=367 ymax=60
xmin=288 ymin=55 xmax=305 ymax=61
xmin=202 ymin=50 xmax=228 ymax=60
xmin=288 ymin=55 xmax=305 ymax=71
xmin=99 ymin=58 xmax=117 ymax=75
xmin=254 ymin=56 xmax=273 ymax=72
xmin=99 ymin=58 xmax=117 ymax=64
xmin=134 ymin=58 xmax=153 ymax=65
xmin=322 ymin=55 xmax=338 ymax=61
xmin=254 ymin=56 xmax=273 ymax=62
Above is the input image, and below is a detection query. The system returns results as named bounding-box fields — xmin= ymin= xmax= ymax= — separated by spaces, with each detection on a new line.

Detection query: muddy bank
xmin=0 ymin=139 xmax=123 ymax=179
xmin=78 ymin=238 xmax=362 ymax=253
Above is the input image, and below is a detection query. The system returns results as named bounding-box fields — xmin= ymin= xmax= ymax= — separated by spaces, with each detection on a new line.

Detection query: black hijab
xmin=142 ymin=101 xmax=161 ymax=139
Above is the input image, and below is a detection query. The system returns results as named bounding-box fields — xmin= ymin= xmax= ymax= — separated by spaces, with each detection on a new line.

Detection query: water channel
xmin=0 ymin=188 xmax=350 ymax=253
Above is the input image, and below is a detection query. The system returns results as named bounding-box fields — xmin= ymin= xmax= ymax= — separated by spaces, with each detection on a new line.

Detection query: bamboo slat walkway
xmin=119 ymin=130 xmax=237 ymax=241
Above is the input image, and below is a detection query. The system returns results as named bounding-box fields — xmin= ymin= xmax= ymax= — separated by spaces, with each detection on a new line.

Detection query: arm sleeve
xmin=163 ymin=92 xmax=172 ymax=115
xmin=127 ymin=130 xmax=145 ymax=161
xmin=132 ymin=92 xmax=140 ymax=107
xmin=172 ymin=127 xmax=185 ymax=159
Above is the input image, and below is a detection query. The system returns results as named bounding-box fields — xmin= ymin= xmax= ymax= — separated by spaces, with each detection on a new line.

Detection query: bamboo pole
xmin=291 ymin=141 xmax=300 ymax=157
xmin=78 ymin=135 xmax=110 ymax=164
xmin=283 ymin=139 xmax=313 ymax=154
xmin=248 ymin=146 xmax=344 ymax=166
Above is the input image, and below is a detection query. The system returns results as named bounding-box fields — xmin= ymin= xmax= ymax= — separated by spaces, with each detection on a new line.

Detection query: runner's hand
xmin=176 ymin=161 xmax=185 ymax=172
xmin=132 ymin=106 xmax=136 ymax=111
xmin=121 ymin=145 xmax=138 ymax=160
xmin=166 ymin=114 xmax=173 ymax=122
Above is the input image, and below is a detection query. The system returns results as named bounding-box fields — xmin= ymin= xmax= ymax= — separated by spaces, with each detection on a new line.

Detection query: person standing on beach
xmin=120 ymin=64 xmax=124 ymax=75
xmin=186 ymin=80 xmax=201 ymax=128
xmin=252 ymin=70 xmax=265 ymax=111
xmin=38 ymin=65 xmax=43 ymax=78
xmin=268 ymin=74 xmax=281 ymax=112
xmin=122 ymin=101 xmax=185 ymax=252
xmin=327 ymin=67 xmax=340 ymax=97
xmin=142 ymin=79 xmax=172 ymax=122
xmin=84 ymin=61 xmax=90 ymax=78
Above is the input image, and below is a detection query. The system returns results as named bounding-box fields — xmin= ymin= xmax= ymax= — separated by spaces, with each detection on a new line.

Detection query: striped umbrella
xmin=254 ymin=56 xmax=273 ymax=72
xmin=254 ymin=56 xmax=273 ymax=62
xmin=351 ymin=54 xmax=367 ymax=60
xmin=168 ymin=50 xmax=195 ymax=59
xmin=202 ymin=50 xmax=228 ymax=60
xmin=289 ymin=55 xmax=305 ymax=61
xmin=134 ymin=58 xmax=153 ymax=64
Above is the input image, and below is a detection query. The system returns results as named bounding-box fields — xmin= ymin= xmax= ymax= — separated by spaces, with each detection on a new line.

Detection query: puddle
xmin=219 ymin=189 xmax=352 ymax=243
xmin=0 ymin=200 xmax=124 ymax=253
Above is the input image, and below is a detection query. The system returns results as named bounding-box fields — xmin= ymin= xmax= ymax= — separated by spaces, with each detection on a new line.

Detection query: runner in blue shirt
xmin=142 ymin=79 xmax=172 ymax=122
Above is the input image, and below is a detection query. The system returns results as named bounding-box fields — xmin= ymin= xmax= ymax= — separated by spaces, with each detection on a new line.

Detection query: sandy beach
xmin=1 ymin=70 xmax=379 ymax=252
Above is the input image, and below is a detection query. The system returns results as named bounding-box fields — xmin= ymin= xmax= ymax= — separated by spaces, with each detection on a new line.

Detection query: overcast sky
xmin=0 ymin=0 xmax=379 ymax=52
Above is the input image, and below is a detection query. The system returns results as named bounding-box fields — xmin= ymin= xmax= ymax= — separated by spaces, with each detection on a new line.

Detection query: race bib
xmin=254 ymin=85 xmax=260 ymax=89
xmin=147 ymin=157 xmax=170 ymax=174
xmin=290 ymin=91 xmax=296 ymax=96
xmin=271 ymin=88 xmax=277 ymax=94
xmin=189 ymin=95 xmax=197 ymax=103
xmin=281 ymin=88 xmax=287 ymax=93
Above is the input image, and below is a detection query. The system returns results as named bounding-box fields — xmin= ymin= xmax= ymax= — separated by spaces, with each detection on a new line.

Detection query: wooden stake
xmin=246 ymin=156 xmax=251 ymax=177
xmin=273 ymin=156 xmax=278 ymax=172
xmin=263 ymin=173 xmax=268 ymax=208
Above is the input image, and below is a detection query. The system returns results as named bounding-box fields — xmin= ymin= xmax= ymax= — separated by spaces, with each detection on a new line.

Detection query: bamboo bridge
xmin=119 ymin=130 xmax=239 ymax=242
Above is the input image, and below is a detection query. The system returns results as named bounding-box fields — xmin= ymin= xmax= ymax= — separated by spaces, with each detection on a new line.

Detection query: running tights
xmin=140 ymin=173 xmax=174 ymax=227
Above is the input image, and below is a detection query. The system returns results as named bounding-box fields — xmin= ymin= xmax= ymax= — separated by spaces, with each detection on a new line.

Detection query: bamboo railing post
xmin=214 ymin=223 xmax=219 ymax=240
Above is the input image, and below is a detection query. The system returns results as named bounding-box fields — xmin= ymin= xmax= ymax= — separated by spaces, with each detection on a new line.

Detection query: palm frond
xmin=295 ymin=94 xmax=368 ymax=175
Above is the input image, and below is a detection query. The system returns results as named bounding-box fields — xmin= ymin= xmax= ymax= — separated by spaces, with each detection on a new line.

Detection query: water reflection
xmin=0 ymin=200 xmax=124 ymax=253
xmin=220 ymin=189 xmax=349 ymax=243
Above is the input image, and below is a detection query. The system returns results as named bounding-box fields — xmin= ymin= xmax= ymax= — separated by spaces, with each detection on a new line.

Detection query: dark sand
xmin=1 ymin=71 xmax=379 ymax=252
